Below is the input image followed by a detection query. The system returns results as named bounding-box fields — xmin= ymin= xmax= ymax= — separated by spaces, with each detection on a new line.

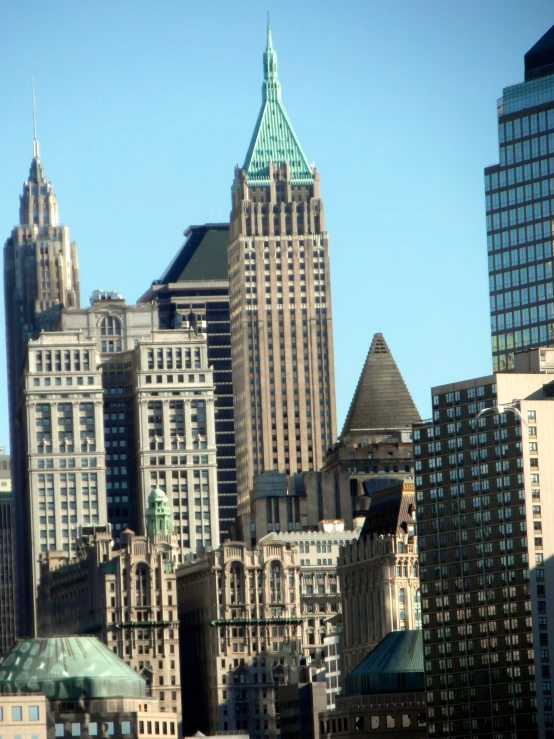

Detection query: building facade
xmin=245 ymin=469 xmax=354 ymax=546
xmin=37 ymin=489 xmax=181 ymax=721
xmin=339 ymin=480 xmax=421 ymax=675
xmin=319 ymin=630 xmax=426 ymax=739
xmin=227 ymin=24 xmax=337 ymax=531
xmin=0 ymin=451 xmax=15 ymax=655
xmin=414 ymin=350 xmax=554 ymax=738
xmin=177 ymin=540 xmax=303 ymax=738
xmin=140 ymin=223 xmax=238 ymax=543
xmin=3 ymin=138 xmax=80 ymax=636
xmin=486 ymin=23 xmax=554 ymax=372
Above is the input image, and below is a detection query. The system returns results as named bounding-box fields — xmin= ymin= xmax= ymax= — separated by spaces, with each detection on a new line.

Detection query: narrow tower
xmin=228 ymin=23 xmax=337 ymax=533
xmin=3 ymin=124 xmax=80 ymax=636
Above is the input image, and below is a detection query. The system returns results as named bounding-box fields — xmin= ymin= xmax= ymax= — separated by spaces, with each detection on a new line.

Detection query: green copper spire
xmin=243 ymin=22 xmax=314 ymax=186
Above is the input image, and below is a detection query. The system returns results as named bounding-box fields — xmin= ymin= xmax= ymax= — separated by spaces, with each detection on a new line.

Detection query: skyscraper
xmin=140 ymin=223 xmax=238 ymax=542
xmin=486 ymin=23 xmax=554 ymax=372
xmin=228 ymin=24 xmax=337 ymax=534
xmin=414 ymin=349 xmax=554 ymax=738
xmin=3 ymin=134 xmax=80 ymax=636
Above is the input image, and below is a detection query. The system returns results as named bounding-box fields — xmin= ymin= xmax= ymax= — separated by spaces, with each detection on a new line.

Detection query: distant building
xmin=323 ymin=614 xmax=344 ymax=711
xmin=324 ymin=333 xmax=419 ymax=509
xmin=3 ymin=135 xmax=80 ymax=636
xmin=37 ymin=488 xmax=181 ymax=722
xmin=485 ymin=23 xmax=554 ymax=372
xmin=339 ymin=480 xmax=420 ymax=674
xmin=58 ymin=296 xmax=219 ymax=553
xmin=245 ymin=470 xmax=354 ymax=546
xmin=140 ymin=223 xmax=238 ymax=543
xmin=0 ymin=450 xmax=15 ymax=655
xmin=0 ymin=636 xmax=178 ymax=739
xmin=319 ymin=630 xmax=426 ymax=739
xmin=280 ymin=672 xmax=327 ymax=739
xmin=228 ymin=24 xmax=337 ymax=534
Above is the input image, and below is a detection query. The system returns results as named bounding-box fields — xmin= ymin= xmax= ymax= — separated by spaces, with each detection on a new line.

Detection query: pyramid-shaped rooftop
xmin=242 ymin=24 xmax=314 ymax=186
xmin=341 ymin=333 xmax=421 ymax=437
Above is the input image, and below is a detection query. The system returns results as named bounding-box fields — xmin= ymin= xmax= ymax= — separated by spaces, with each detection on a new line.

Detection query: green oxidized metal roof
xmin=0 ymin=637 xmax=146 ymax=699
xmin=346 ymin=630 xmax=424 ymax=695
xmin=243 ymin=25 xmax=314 ymax=186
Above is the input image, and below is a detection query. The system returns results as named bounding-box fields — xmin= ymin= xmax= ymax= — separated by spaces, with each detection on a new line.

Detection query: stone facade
xmin=4 ymin=144 xmax=80 ymax=635
xmin=339 ymin=481 xmax=421 ymax=674
xmin=177 ymin=540 xmax=303 ymax=738
xmin=37 ymin=489 xmax=181 ymax=722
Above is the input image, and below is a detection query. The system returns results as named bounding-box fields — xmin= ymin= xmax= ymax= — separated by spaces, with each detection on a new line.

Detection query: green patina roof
xmin=346 ymin=630 xmax=424 ymax=695
xmin=0 ymin=637 xmax=146 ymax=699
xmin=243 ymin=25 xmax=314 ymax=186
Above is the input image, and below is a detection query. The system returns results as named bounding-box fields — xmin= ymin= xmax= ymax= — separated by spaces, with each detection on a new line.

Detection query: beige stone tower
xmin=3 ymin=130 xmax=80 ymax=637
xmin=229 ymin=24 xmax=337 ymax=533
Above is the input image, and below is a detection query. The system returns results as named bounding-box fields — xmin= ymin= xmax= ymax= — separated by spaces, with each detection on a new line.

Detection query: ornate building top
xmin=242 ymin=23 xmax=313 ymax=186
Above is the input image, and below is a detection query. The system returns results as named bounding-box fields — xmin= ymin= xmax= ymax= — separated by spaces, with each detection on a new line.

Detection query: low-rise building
xmin=37 ymin=489 xmax=181 ymax=722
xmin=319 ymin=630 xmax=426 ymax=739
xmin=0 ymin=636 xmax=178 ymax=739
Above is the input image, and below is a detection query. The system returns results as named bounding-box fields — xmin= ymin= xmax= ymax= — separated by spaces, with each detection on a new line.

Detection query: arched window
xmin=229 ymin=563 xmax=243 ymax=605
xmin=135 ymin=565 xmax=149 ymax=607
xmin=269 ymin=563 xmax=282 ymax=604
xmin=397 ymin=541 xmax=404 ymax=553
xmin=100 ymin=315 xmax=122 ymax=336
xmin=99 ymin=315 xmax=122 ymax=352
xmin=414 ymin=588 xmax=422 ymax=629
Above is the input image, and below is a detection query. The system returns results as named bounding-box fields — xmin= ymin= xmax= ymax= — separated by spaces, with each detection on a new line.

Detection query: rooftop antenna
xmin=32 ymin=75 xmax=39 ymax=159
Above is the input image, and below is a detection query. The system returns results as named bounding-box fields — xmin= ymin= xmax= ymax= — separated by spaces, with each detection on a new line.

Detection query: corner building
xmin=228 ymin=25 xmax=337 ymax=532
xmin=486 ymin=23 xmax=554 ymax=371
xmin=414 ymin=349 xmax=554 ymax=738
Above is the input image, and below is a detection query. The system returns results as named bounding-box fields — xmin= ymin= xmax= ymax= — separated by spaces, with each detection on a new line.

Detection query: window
xmin=88 ymin=723 xmax=98 ymax=736
xmin=104 ymin=723 xmax=115 ymax=736
xmin=72 ymin=724 xmax=81 ymax=737
xmin=269 ymin=562 xmax=282 ymax=603
xmin=121 ymin=722 xmax=131 ymax=735
xmin=11 ymin=707 xmax=22 ymax=722
xmin=55 ymin=725 xmax=64 ymax=737
xmin=29 ymin=706 xmax=40 ymax=721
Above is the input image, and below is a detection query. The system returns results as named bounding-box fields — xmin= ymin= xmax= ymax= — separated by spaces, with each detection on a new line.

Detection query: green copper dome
xmin=0 ymin=637 xmax=146 ymax=699
xmin=243 ymin=23 xmax=314 ymax=186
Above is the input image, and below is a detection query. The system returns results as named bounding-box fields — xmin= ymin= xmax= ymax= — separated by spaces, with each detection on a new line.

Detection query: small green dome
xmin=0 ymin=637 xmax=146 ymax=699
xmin=148 ymin=487 xmax=168 ymax=505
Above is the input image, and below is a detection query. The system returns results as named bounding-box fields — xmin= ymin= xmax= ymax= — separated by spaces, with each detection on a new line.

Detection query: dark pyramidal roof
xmin=160 ymin=223 xmax=229 ymax=283
xmin=346 ymin=630 xmax=423 ymax=695
xmin=341 ymin=333 xmax=421 ymax=437
xmin=525 ymin=23 xmax=554 ymax=81
xmin=0 ymin=636 xmax=146 ymax=699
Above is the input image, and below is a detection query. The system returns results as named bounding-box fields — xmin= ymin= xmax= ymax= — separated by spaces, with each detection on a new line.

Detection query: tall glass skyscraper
xmin=487 ymin=24 xmax=554 ymax=372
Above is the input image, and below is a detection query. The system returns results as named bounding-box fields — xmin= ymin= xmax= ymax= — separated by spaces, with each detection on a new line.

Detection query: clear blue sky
xmin=0 ymin=0 xmax=552 ymax=450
